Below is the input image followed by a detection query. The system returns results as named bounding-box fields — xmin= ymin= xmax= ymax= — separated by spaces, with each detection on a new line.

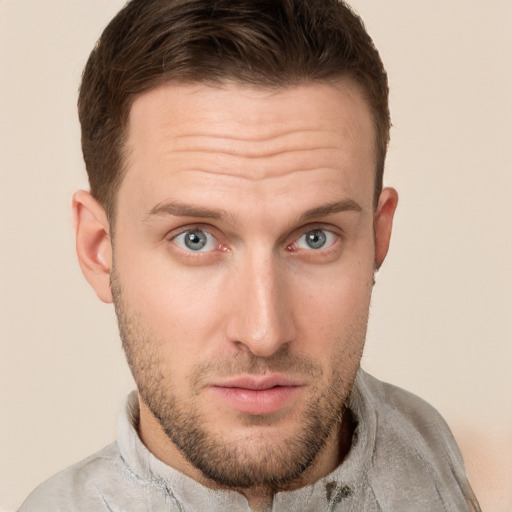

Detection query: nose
xmin=226 ymin=251 xmax=296 ymax=357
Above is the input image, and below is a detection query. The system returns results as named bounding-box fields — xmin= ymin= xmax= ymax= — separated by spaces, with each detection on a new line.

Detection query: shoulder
xmin=354 ymin=370 xmax=481 ymax=511
xmin=358 ymin=370 xmax=462 ymax=460
xmin=18 ymin=443 xmax=129 ymax=512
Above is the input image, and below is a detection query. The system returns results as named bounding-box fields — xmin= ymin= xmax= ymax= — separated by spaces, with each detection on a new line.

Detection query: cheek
xmin=116 ymin=251 xmax=229 ymax=360
xmin=295 ymin=252 xmax=374 ymax=315
xmin=292 ymin=257 xmax=374 ymax=353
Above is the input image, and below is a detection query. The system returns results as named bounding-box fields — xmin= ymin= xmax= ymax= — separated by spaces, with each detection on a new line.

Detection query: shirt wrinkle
xmin=97 ymin=489 xmax=116 ymax=512
xmin=162 ymin=483 xmax=185 ymax=512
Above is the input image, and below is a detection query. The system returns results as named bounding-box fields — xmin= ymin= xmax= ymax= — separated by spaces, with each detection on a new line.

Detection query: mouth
xmin=209 ymin=374 xmax=304 ymax=415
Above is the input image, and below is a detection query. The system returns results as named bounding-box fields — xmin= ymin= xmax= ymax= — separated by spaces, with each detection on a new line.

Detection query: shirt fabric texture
xmin=19 ymin=369 xmax=481 ymax=511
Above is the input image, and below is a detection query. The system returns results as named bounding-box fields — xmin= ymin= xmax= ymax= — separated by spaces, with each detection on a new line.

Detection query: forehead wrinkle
xmin=149 ymin=131 xmax=356 ymax=181
xmin=161 ymin=145 xmax=343 ymax=163
xmin=170 ymin=165 xmax=352 ymax=183
xmin=169 ymin=127 xmax=342 ymax=145
xmin=160 ymin=128 xmax=345 ymax=159
xmin=155 ymin=139 xmax=356 ymax=183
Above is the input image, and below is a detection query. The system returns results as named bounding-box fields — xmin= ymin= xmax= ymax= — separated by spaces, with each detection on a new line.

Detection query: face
xmin=91 ymin=81 xmax=396 ymax=491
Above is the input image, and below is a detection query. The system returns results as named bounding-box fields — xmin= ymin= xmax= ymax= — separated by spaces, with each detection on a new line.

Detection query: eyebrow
xmin=297 ymin=198 xmax=362 ymax=223
xmin=146 ymin=197 xmax=361 ymax=223
xmin=146 ymin=201 xmax=231 ymax=221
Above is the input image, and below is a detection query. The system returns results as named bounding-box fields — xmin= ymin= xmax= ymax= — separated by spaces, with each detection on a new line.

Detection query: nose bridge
xmin=228 ymin=248 xmax=294 ymax=357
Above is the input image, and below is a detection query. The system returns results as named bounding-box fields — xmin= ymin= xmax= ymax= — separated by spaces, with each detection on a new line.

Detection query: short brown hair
xmin=78 ymin=0 xmax=390 ymax=221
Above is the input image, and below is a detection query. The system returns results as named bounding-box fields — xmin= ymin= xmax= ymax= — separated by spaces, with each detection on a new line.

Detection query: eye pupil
xmin=305 ymin=230 xmax=327 ymax=249
xmin=184 ymin=230 xmax=207 ymax=250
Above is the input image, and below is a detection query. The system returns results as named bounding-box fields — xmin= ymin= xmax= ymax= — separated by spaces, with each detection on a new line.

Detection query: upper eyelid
xmin=167 ymin=223 xmax=218 ymax=239
xmin=296 ymin=220 xmax=342 ymax=232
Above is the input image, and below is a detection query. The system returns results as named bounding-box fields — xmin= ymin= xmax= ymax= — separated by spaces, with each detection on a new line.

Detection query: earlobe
xmin=374 ymin=187 xmax=399 ymax=270
xmin=72 ymin=190 xmax=113 ymax=303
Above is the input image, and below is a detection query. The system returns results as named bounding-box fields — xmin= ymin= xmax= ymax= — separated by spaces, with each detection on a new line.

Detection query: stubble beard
xmin=111 ymin=269 xmax=367 ymax=492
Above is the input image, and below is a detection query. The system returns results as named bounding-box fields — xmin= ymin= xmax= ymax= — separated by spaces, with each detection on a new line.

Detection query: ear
xmin=374 ymin=187 xmax=399 ymax=270
xmin=72 ymin=190 xmax=113 ymax=303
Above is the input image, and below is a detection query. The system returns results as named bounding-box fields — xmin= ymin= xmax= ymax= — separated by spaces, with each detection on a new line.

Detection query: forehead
xmin=126 ymin=81 xmax=375 ymax=165
xmin=119 ymin=81 xmax=376 ymax=218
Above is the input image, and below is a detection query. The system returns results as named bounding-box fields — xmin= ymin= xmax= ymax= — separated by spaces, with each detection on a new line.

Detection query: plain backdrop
xmin=1 ymin=1 xmax=511 ymax=511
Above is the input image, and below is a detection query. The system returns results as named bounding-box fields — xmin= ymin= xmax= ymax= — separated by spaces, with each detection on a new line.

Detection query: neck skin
xmin=137 ymin=396 xmax=354 ymax=511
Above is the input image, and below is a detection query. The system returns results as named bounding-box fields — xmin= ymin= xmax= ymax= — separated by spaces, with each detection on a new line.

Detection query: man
xmin=19 ymin=0 xmax=481 ymax=510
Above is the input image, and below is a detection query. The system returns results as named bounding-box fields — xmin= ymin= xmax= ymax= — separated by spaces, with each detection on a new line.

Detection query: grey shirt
xmin=19 ymin=370 xmax=481 ymax=511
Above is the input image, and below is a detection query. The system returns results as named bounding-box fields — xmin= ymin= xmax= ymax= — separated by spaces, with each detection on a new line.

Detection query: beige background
xmin=1 ymin=1 xmax=510 ymax=511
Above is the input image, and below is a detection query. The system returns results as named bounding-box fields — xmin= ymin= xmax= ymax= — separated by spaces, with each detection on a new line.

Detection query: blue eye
xmin=296 ymin=229 xmax=335 ymax=250
xmin=172 ymin=229 xmax=217 ymax=252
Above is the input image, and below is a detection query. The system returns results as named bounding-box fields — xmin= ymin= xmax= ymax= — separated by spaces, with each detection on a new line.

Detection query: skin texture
xmin=73 ymin=81 xmax=398 ymax=510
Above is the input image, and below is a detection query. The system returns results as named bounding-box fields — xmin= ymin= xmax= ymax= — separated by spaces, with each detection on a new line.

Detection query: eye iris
xmin=305 ymin=230 xmax=326 ymax=249
xmin=184 ymin=230 xmax=207 ymax=251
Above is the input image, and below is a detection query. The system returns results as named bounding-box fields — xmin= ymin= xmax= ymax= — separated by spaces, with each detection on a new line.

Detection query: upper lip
xmin=210 ymin=374 xmax=303 ymax=390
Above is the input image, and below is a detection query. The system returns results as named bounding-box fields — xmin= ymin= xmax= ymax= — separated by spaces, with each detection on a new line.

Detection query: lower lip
xmin=211 ymin=386 xmax=302 ymax=415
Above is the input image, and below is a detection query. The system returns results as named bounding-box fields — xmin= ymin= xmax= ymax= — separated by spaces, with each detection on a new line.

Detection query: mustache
xmin=189 ymin=348 xmax=323 ymax=393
